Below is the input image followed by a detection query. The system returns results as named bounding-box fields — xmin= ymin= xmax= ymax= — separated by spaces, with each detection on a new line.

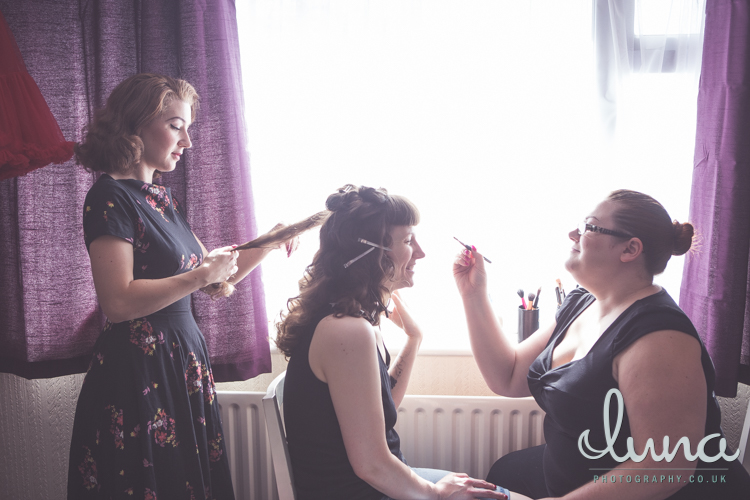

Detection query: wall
xmin=1 ymin=354 xmax=748 ymax=500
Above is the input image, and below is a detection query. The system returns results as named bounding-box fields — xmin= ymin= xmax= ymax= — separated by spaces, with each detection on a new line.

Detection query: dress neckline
xmin=546 ymin=287 xmax=667 ymax=372
xmin=102 ymin=173 xmax=167 ymax=190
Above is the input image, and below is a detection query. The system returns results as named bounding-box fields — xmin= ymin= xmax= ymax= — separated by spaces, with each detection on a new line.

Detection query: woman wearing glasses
xmin=278 ymin=185 xmax=525 ymax=500
xmin=454 ymin=189 xmax=750 ymax=500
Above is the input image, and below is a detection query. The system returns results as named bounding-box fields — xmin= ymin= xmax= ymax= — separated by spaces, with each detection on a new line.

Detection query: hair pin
xmin=357 ymin=238 xmax=391 ymax=251
xmin=344 ymin=239 xmax=391 ymax=268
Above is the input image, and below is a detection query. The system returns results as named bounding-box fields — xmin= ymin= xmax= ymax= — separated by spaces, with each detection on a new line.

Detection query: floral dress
xmin=67 ymin=174 xmax=234 ymax=500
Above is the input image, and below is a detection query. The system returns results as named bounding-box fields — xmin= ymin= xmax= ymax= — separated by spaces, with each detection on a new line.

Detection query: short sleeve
xmin=610 ymin=291 xmax=700 ymax=357
xmin=83 ymin=180 xmax=137 ymax=252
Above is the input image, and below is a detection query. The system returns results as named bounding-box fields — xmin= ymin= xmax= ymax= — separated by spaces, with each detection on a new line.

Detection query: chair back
xmin=739 ymin=396 xmax=750 ymax=472
xmin=263 ymin=371 xmax=298 ymax=500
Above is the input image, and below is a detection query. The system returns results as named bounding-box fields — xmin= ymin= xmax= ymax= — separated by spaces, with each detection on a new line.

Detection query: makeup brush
xmin=556 ymin=278 xmax=565 ymax=298
xmin=527 ymin=292 xmax=536 ymax=310
xmin=517 ymin=289 xmax=526 ymax=309
xmin=533 ymin=287 xmax=541 ymax=308
xmin=453 ymin=237 xmax=492 ymax=264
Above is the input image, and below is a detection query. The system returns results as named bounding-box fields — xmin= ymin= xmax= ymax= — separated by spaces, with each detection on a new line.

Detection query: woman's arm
xmin=89 ymin=235 xmax=237 ymax=323
xmin=192 ymin=232 xmax=272 ymax=285
xmin=308 ymin=316 xmax=507 ymax=500
xmin=387 ymin=291 xmax=422 ymax=408
xmin=193 ymin=224 xmax=299 ymax=299
xmin=539 ymin=330 xmax=706 ymax=500
xmin=455 ymin=248 xmax=556 ymax=397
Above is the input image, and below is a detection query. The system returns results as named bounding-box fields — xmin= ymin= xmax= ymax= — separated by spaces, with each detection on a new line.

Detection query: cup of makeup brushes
xmin=518 ymin=306 xmax=539 ymax=343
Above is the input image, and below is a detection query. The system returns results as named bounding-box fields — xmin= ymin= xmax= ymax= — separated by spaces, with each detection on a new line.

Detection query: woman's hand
xmin=283 ymin=233 xmax=300 ymax=257
xmin=267 ymin=222 xmax=300 ymax=257
xmin=388 ymin=291 xmax=423 ymax=341
xmin=198 ymin=245 xmax=239 ymax=285
xmin=453 ymin=247 xmax=488 ymax=298
xmin=434 ymin=473 xmax=508 ymax=499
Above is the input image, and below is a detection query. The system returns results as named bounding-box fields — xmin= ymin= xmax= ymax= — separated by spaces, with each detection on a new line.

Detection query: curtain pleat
xmin=680 ymin=0 xmax=750 ymax=397
xmin=0 ymin=0 xmax=271 ymax=382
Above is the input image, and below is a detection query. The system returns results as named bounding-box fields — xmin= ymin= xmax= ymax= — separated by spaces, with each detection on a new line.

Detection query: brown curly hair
xmin=275 ymin=184 xmax=420 ymax=357
xmin=74 ymin=73 xmax=199 ymax=174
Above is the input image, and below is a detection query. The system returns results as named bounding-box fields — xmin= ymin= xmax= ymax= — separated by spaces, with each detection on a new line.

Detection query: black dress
xmin=67 ymin=174 xmax=234 ymax=500
xmin=487 ymin=287 xmax=750 ymax=499
xmin=284 ymin=313 xmax=405 ymax=500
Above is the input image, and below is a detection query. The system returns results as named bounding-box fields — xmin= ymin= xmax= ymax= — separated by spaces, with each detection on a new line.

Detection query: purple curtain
xmin=0 ymin=0 xmax=271 ymax=382
xmin=680 ymin=0 xmax=750 ymax=398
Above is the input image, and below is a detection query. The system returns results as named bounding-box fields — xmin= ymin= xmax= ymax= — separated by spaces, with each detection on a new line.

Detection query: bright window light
xmin=635 ymin=0 xmax=704 ymax=36
xmin=237 ymin=0 xmax=699 ymax=351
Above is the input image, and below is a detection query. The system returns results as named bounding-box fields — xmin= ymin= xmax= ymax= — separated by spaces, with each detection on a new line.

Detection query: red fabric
xmin=0 ymin=10 xmax=73 ymax=180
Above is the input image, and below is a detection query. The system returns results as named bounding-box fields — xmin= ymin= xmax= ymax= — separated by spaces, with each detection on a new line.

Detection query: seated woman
xmin=454 ymin=189 xmax=750 ymax=499
xmin=277 ymin=185 xmax=528 ymax=500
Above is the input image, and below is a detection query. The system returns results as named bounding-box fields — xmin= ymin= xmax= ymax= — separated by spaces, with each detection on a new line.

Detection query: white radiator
xmin=395 ymin=396 xmax=546 ymax=480
xmin=217 ymin=392 xmax=546 ymax=500
xmin=217 ymin=391 xmax=274 ymax=500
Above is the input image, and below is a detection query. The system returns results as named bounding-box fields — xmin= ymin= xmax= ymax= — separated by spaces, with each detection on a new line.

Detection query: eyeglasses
xmin=577 ymin=222 xmax=633 ymax=239
xmin=343 ymin=238 xmax=392 ymax=268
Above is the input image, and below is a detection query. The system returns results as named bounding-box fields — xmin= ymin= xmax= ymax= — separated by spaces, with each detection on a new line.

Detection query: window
xmin=633 ymin=0 xmax=705 ymax=72
xmin=237 ymin=0 xmax=703 ymax=351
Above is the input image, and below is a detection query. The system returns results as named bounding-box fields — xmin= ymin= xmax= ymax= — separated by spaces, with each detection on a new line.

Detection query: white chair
xmin=739 ymin=394 xmax=750 ymax=473
xmin=263 ymin=371 xmax=297 ymax=500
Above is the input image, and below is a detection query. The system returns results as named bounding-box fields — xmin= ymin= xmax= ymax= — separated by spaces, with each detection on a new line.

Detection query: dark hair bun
xmin=359 ymin=186 xmax=388 ymax=204
xmin=325 ymin=184 xmax=389 ymax=212
xmin=672 ymin=221 xmax=694 ymax=256
xmin=325 ymin=184 xmax=356 ymax=212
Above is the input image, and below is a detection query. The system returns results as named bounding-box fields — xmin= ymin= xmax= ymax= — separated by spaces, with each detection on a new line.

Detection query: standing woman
xmin=454 ymin=190 xmax=750 ymax=499
xmin=68 ymin=74 xmax=292 ymax=499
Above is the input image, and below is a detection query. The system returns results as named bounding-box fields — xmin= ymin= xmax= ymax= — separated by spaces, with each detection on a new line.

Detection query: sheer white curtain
xmin=594 ymin=0 xmax=705 ymax=133
xmin=237 ymin=0 xmax=705 ymax=351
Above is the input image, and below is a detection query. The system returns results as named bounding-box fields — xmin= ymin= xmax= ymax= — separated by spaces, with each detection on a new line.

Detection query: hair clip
xmin=343 ymin=239 xmax=391 ymax=268
xmin=357 ymin=238 xmax=391 ymax=251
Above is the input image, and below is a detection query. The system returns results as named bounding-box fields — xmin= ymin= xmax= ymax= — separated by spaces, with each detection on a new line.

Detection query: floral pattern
xmin=147 ymin=408 xmax=179 ymax=448
xmin=202 ymin=362 xmax=216 ymax=404
xmin=134 ymin=217 xmax=149 ymax=254
xmin=71 ymin=175 xmax=233 ymax=499
xmin=142 ymin=183 xmax=171 ymax=222
xmin=106 ymin=405 xmax=125 ymax=450
xmin=186 ymin=482 xmax=197 ymax=500
xmin=208 ymin=433 xmax=224 ymax=463
xmin=185 ymin=352 xmax=203 ymax=396
xmin=179 ymin=253 xmax=202 ymax=271
xmin=78 ymin=446 xmax=99 ymax=491
xmin=129 ymin=318 xmax=165 ymax=355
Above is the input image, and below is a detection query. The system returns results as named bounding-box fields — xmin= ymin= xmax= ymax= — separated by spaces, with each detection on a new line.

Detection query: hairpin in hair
xmin=357 ymin=238 xmax=391 ymax=251
xmin=343 ymin=238 xmax=391 ymax=268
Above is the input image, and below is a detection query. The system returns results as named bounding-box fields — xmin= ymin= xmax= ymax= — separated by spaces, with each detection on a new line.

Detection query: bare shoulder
xmin=309 ymin=315 xmax=378 ymax=382
xmin=315 ymin=314 xmax=376 ymax=346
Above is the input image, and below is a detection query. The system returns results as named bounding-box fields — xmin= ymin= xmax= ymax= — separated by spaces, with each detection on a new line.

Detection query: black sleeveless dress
xmin=284 ymin=313 xmax=405 ymax=500
xmin=489 ymin=287 xmax=750 ymax=499
xmin=67 ymin=174 xmax=234 ymax=500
